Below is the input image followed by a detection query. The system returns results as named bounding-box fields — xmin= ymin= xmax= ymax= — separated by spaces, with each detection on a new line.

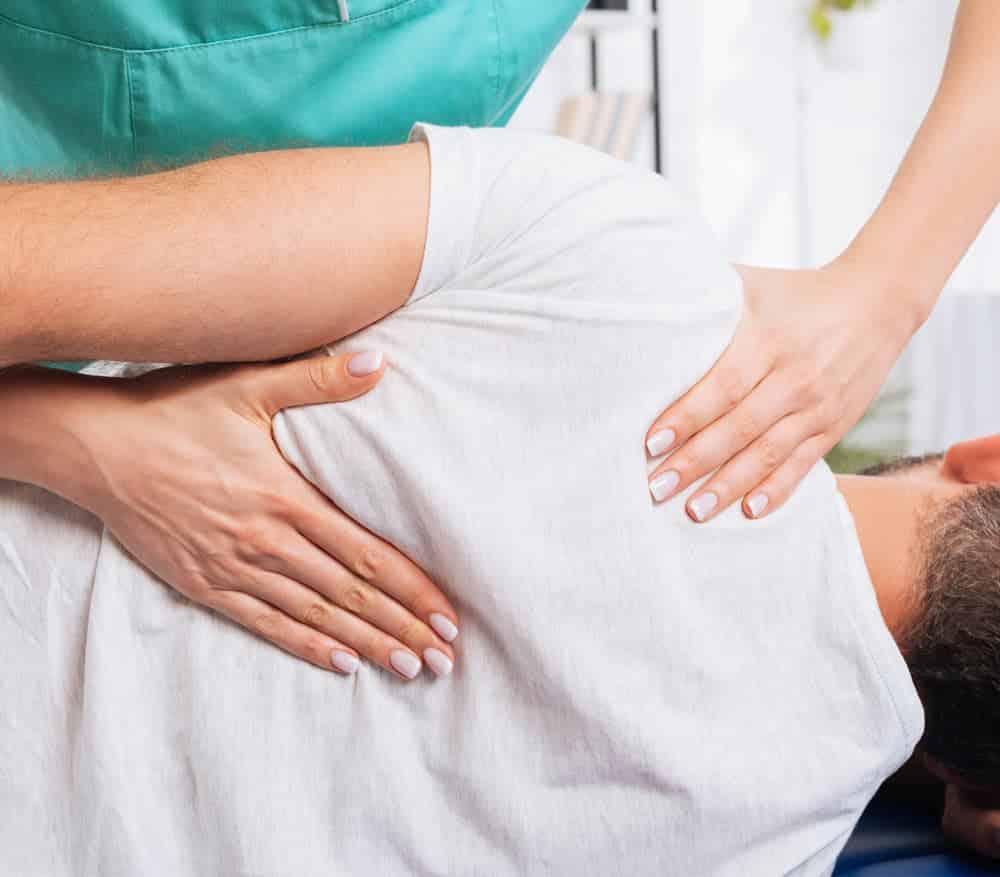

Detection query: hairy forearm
xmin=0 ymin=142 xmax=429 ymax=364
xmin=839 ymin=0 xmax=1000 ymax=329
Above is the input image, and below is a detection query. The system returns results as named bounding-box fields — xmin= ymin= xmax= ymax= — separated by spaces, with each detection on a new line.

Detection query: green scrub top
xmin=0 ymin=0 xmax=586 ymax=370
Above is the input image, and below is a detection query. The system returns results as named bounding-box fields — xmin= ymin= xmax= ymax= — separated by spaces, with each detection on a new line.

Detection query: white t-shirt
xmin=0 ymin=124 xmax=923 ymax=877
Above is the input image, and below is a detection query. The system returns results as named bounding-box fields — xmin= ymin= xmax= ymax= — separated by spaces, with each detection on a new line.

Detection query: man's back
xmin=0 ymin=126 xmax=921 ymax=876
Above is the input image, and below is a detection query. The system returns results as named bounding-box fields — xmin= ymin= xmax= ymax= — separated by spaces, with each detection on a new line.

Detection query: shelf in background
xmin=572 ymin=10 xmax=658 ymax=34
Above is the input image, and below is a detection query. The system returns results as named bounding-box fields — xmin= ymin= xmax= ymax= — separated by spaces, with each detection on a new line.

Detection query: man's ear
xmin=943 ymin=435 xmax=1000 ymax=484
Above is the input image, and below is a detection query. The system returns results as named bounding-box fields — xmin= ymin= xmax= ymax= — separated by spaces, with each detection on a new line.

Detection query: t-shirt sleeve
xmin=406 ymin=122 xmax=739 ymax=315
xmin=405 ymin=123 xmax=483 ymax=304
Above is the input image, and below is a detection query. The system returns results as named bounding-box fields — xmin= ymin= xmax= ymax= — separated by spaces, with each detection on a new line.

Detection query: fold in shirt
xmin=0 ymin=124 xmax=922 ymax=877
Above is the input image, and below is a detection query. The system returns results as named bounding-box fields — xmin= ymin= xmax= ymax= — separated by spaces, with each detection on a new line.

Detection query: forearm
xmin=838 ymin=0 xmax=1000 ymax=329
xmin=0 ymin=142 xmax=429 ymax=364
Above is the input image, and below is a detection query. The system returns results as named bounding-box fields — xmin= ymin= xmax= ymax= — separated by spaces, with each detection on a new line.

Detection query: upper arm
xmin=416 ymin=127 xmax=736 ymax=314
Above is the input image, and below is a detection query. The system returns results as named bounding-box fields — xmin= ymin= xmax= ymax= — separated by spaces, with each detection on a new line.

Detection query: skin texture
xmin=0 ymin=142 xmax=431 ymax=364
xmin=838 ymin=435 xmax=1000 ymax=860
xmin=0 ymin=355 xmax=458 ymax=679
xmin=646 ymin=0 xmax=1000 ymax=525
xmin=0 ymin=141 xmax=460 ymax=676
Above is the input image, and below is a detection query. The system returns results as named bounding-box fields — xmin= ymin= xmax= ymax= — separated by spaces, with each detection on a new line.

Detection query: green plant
xmin=808 ymin=0 xmax=876 ymax=42
xmin=824 ymin=386 xmax=908 ymax=474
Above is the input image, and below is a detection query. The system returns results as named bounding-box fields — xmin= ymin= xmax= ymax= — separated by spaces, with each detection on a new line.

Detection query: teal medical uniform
xmin=0 ymin=0 xmax=586 ymax=369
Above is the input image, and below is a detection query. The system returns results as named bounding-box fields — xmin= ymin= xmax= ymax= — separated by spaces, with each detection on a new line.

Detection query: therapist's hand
xmin=645 ymin=261 xmax=916 ymax=521
xmin=69 ymin=353 xmax=458 ymax=679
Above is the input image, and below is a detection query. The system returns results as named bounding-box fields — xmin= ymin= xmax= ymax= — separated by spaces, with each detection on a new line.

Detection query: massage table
xmin=834 ymin=785 xmax=999 ymax=875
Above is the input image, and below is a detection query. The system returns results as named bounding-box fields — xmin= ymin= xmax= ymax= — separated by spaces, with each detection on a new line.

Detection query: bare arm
xmin=646 ymin=0 xmax=1000 ymax=523
xmin=0 ymin=142 xmax=430 ymax=364
xmin=840 ymin=0 xmax=1000 ymax=323
xmin=0 ymin=141 xmax=461 ymax=678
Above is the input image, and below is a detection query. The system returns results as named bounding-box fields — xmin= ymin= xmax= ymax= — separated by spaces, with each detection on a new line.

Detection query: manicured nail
xmin=747 ymin=494 xmax=769 ymax=518
xmin=649 ymin=470 xmax=680 ymax=502
xmin=423 ymin=648 xmax=454 ymax=677
xmin=347 ymin=350 xmax=384 ymax=376
xmin=389 ymin=649 xmax=421 ymax=679
xmin=331 ymin=651 xmax=359 ymax=674
xmin=689 ymin=492 xmax=718 ymax=522
xmin=646 ymin=428 xmax=676 ymax=457
xmin=429 ymin=613 xmax=459 ymax=642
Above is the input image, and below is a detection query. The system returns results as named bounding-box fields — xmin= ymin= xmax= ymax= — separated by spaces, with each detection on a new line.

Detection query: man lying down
xmin=3 ymin=123 xmax=1000 ymax=876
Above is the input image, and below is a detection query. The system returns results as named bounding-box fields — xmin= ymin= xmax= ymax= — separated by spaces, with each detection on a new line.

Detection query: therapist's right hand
xmin=70 ymin=352 xmax=458 ymax=680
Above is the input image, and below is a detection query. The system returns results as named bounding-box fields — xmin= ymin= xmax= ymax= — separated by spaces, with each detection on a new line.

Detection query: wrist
xmin=0 ymin=368 xmax=118 ymax=510
xmin=827 ymin=246 xmax=937 ymax=345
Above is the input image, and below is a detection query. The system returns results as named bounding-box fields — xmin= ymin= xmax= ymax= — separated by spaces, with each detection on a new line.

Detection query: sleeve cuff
xmin=405 ymin=122 xmax=481 ymax=305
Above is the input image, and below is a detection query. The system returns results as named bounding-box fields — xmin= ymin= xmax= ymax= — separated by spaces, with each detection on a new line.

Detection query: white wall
xmin=508 ymin=5 xmax=659 ymax=172
xmin=512 ymin=0 xmax=1000 ymax=456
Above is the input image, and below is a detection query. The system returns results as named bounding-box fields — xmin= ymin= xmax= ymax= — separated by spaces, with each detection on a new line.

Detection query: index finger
xmin=290 ymin=480 xmax=459 ymax=644
xmin=646 ymin=332 xmax=767 ymax=459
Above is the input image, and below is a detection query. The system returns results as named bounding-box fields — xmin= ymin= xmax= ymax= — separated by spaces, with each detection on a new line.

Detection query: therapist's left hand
xmin=56 ymin=353 xmax=459 ymax=678
xmin=645 ymin=261 xmax=917 ymax=522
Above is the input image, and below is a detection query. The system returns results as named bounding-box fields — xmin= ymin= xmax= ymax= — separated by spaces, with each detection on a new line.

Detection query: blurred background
xmin=506 ymin=0 xmax=999 ymax=470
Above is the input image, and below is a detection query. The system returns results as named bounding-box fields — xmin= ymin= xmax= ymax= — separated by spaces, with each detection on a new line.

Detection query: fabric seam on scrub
xmin=490 ymin=0 xmax=504 ymax=109
xmin=0 ymin=0 xmax=423 ymax=54
xmin=124 ymin=54 xmax=137 ymax=164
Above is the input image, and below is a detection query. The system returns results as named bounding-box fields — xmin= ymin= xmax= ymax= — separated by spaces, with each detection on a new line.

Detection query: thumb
xmin=255 ymin=350 xmax=386 ymax=417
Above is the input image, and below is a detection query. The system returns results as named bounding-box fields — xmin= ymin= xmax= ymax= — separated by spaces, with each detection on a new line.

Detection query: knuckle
xmin=715 ymin=367 xmax=749 ymax=410
xmin=307 ymin=357 xmax=332 ymax=394
xmin=342 ymin=581 xmax=374 ymax=614
xmin=252 ymin=608 xmax=285 ymax=638
xmin=794 ymin=437 xmax=826 ymax=471
xmin=755 ymin=436 xmax=783 ymax=472
xmin=200 ymin=555 xmax=243 ymax=590
xmin=240 ymin=521 xmax=285 ymax=567
xmin=353 ymin=546 xmax=385 ymax=583
xmin=175 ymin=564 xmax=211 ymax=594
xmin=813 ymin=398 xmax=841 ymax=429
xmin=360 ymin=630 xmax=385 ymax=661
xmin=187 ymin=576 xmax=219 ymax=607
xmin=261 ymin=489 xmax=295 ymax=519
xmin=787 ymin=376 xmax=812 ymax=407
xmin=733 ymin=408 xmax=762 ymax=448
xmin=303 ymin=601 xmax=332 ymax=629
xmin=796 ymin=371 xmax=824 ymax=407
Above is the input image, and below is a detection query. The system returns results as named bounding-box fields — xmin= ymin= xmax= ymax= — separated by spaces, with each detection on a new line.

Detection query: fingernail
xmin=649 ymin=470 xmax=680 ymax=502
xmin=689 ymin=492 xmax=718 ymax=522
xmin=347 ymin=350 xmax=384 ymax=377
xmin=646 ymin=428 xmax=676 ymax=457
xmin=331 ymin=651 xmax=359 ymax=674
xmin=423 ymin=648 xmax=454 ymax=677
xmin=429 ymin=613 xmax=459 ymax=642
xmin=389 ymin=649 xmax=421 ymax=679
xmin=747 ymin=494 xmax=769 ymax=518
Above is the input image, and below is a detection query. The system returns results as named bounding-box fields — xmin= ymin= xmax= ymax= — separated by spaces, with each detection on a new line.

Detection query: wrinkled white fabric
xmin=0 ymin=125 xmax=922 ymax=877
